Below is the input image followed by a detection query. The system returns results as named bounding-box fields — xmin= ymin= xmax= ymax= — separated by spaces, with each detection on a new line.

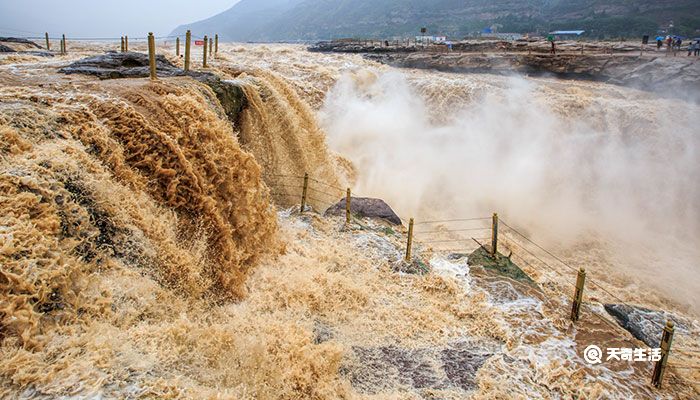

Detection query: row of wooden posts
xmin=44 ymin=32 xmax=67 ymax=54
xmin=142 ymin=31 xmax=219 ymax=80
xmin=486 ymin=214 xmax=674 ymax=388
xmin=41 ymin=31 xmax=220 ymax=80
xmin=299 ymin=173 xmax=352 ymax=225
xmin=296 ymin=173 xmax=676 ymax=389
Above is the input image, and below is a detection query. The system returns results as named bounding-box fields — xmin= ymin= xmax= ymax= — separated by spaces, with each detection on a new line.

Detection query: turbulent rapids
xmin=0 ymin=40 xmax=699 ymax=399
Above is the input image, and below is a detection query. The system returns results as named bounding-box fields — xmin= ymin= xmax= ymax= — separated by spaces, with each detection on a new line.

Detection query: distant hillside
xmin=171 ymin=0 xmax=700 ymax=41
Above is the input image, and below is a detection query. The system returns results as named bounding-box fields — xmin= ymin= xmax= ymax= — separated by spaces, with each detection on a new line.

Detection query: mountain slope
xmin=171 ymin=0 xmax=305 ymax=42
xmin=171 ymin=0 xmax=700 ymax=41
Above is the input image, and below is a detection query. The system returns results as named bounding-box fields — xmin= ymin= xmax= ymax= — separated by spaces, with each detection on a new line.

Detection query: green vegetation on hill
xmin=171 ymin=0 xmax=700 ymax=41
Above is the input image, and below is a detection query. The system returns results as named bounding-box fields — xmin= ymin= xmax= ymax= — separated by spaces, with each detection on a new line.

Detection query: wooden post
xmin=300 ymin=173 xmax=309 ymax=213
xmin=203 ymin=35 xmax=208 ymax=68
xmin=184 ymin=30 xmax=191 ymax=72
xmin=120 ymin=36 xmax=125 ymax=52
xmin=61 ymin=34 xmax=66 ymax=54
xmin=148 ymin=32 xmax=156 ymax=80
xmin=45 ymin=32 xmax=50 ymax=50
xmin=490 ymin=213 xmax=498 ymax=256
xmin=652 ymin=321 xmax=675 ymax=388
xmin=345 ymin=188 xmax=351 ymax=225
xmin=209 ymin=37 xmax=213 ymax=57
xmin=215 ymin=34 xmax=218 ymax=54
xmin=124 ymin=35 xmax=128 ymax=52
xmin=176 ymin=37 xmax=180 ymax=56
xmin=405 ymin=218 xmax=414 ymax=262
xmin=570 ymin=268 xmax=586 ymax=321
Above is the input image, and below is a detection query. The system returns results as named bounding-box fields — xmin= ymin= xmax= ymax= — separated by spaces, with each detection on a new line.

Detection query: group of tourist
xmin=656 ymin=36 xmax=700 ymax=56
xmin=687 ymin=40 xmax=700 ymax=56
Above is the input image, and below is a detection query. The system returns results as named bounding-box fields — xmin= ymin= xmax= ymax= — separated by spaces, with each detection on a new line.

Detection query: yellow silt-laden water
xmin=0 ymin=41 xmax=698 ymax=398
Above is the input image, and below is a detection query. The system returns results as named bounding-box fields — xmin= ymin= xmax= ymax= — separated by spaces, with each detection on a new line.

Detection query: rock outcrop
xmin=59 ymin=52 xmax=183 ymax=79
xmin=0 ymin=37 xmax=41 ymax=49
xmin=366 ymin=52 xmax=700 ymax=94
xmin=604 ymin=304 xmax=690 ymax=347
xmin=0 ymin=37 xmax=52 ymax=56
xmin=325 ymin=197 xmax=402 ymax=225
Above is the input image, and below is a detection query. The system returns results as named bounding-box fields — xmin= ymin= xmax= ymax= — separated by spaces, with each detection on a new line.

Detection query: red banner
xmin=194 ymin=40 xmax=204 ymax=46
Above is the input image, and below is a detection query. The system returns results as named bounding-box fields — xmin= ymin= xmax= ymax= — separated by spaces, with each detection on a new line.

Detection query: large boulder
xmin=325 ymin=197 xmax=402 ymax=225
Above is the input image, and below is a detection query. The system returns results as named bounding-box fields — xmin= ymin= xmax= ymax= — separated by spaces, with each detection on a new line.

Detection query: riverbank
xmin=310 ymin=40 xmax=700 ymax=97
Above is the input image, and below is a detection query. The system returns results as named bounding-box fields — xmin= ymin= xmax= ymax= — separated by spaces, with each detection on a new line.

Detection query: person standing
xmin=547 ymin=34 xmax=556 ymax=55
xmin=695 ymin=41 xmax=700 ymax=56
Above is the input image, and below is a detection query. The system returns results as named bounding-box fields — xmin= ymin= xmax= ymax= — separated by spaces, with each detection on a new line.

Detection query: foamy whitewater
xmin=0 ymin=41 xmax=698 ymax=398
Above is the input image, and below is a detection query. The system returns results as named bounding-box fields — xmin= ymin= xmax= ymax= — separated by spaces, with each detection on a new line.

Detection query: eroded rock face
xmin=604 ymin=304 xmax=689 ymax=347
xmin=309 ymin=41 xmax=418 ymax=54
xmin=325 ymin=197 xmax=402 ymax=225
xmin=366 ymin=52 xmax=700 ymax=90
xmin=312 ymin=40 xmax=700 ymax=97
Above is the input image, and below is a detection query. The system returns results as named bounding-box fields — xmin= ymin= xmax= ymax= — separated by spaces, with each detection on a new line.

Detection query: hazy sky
xmin=0 ymin=0 xmax=239 ymax=38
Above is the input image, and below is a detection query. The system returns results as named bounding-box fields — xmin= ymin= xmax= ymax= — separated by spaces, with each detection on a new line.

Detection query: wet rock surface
xmin=343 ymin=341 xmax=498 ymax=394
xmin=0 ymin=37 xmax=42 ymax=49
xmin=60 ymin=52 xmax=183 ymax=79
xmin=325 ymin=197 xmax=402 ymax=225
xmin=392 ymin=258 xmax=430 ymax=275
xmin=468 ymin=246 xmax=535 ymax=284
xmin=604 ymin=304 xmax=690 ymax=348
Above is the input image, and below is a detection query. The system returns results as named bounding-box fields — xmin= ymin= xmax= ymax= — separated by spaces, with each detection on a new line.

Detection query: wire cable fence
xmin=499 ymin=219 xmax=666 ymax=328
xmin=410 ymin=216 xmax=492 ymax=254
xmin=496 ymin=218 xmax=700 ymax=376
xmin=262 ymin=173 xmax=346 ymax=213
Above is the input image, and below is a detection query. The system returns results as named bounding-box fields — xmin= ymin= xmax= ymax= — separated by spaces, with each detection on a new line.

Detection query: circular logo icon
xmin=584 ymin=345 xmax=603 ymax=365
